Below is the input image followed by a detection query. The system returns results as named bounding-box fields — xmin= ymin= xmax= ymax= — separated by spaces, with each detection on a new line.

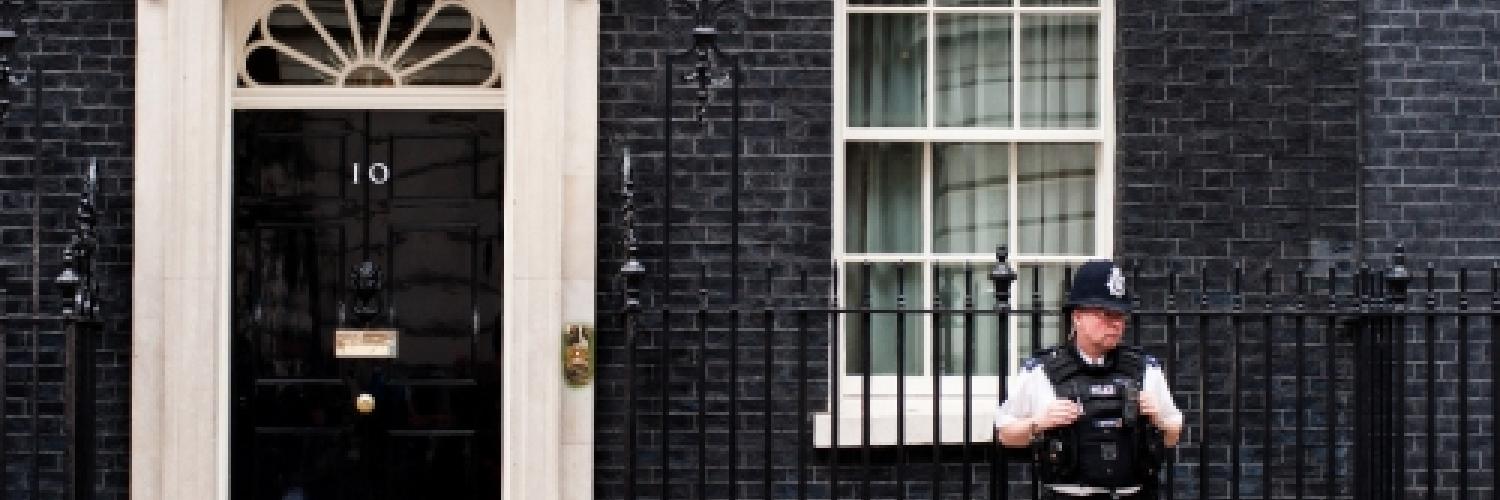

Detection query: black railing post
xmin=761 ymin=265 xmax=773 ymax=499
xmin=988 ymin=247 xmax=1016 ymax=500
xmin=619 ymin=146 xmax=646 ymax=500
xmin=1230 ymin=262 xmax=1242 ymax=500
xmin=1491 ymin=262 xmax=1498 ymax=500
xmin=895 ymin=263 xmax=907 ymax=500
xmin=1293 ymin=263 xmax=1306 ymax=499
xmin=1197 ymin=265 xmax=1209 ymax=500
xmin=1324 ymin=265 xmax=1337 ymax=500
xmin=697 ymin=265 xmax=709 ymax=500
xmin=930 ymin=270 xmax=943 ymax=500
xmin=1260 ymin=263 xmax=1272 ymax=500
xmin=963 ymin=263 xmax=975 ymax=500
xmin=57 ymin=159 xmax=102 ymax=500
xmin=1457 ymin=266 xmax=1470 ymax=498
xmin=1362 ymin=258 xmax=1374 ymax=498
xmin=1424 ymin=262 xmax=1436 ymax=500
xmin=796 ymin=268 xmax=808 ymax=500
xmin=830 ymin=262 xmax=842 ymax=500
xmin=1385 ymin=245 xmax=1411 ymax=500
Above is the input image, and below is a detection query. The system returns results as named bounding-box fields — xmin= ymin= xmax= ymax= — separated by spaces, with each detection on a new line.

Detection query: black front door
xmin=230 ymin=110 xmax=504 ymax=500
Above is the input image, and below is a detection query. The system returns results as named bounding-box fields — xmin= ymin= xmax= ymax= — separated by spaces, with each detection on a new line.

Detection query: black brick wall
xmin=0 ymin=1 xmax=133 ymax=499
xmin=1362 ymin=3 xmax=1500 ymax=499
xmin=1116 ymin=0 xmax=1366 ymax=498
xmin=595 ymin=0 xmax=837 ymax=498
xmin=1116 ymin=0 xmax=1362 ymax=274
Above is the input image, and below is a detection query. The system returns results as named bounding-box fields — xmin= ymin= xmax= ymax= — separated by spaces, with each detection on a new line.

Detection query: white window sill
xmin=813 ymin=406 xmax=999 ymax=447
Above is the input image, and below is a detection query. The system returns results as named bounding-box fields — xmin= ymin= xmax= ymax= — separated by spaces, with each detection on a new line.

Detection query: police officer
xmin=994 ymin=260 xmax=1182 ymax=499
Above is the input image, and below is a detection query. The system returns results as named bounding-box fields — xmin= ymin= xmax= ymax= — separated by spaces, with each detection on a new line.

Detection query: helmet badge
xmin=1106 ymin=266 xmax=1126 ymax=298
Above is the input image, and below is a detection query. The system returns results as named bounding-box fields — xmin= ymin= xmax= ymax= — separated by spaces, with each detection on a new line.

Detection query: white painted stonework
xmin=132 ymin=0 xmax=598 ymax=498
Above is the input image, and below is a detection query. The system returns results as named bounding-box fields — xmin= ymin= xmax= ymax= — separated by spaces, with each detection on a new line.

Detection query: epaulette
xmin=1020 ymin=346 xmax=1068 ymax=369
xmin=1022 ymin=346 xmax=1061 ymax=371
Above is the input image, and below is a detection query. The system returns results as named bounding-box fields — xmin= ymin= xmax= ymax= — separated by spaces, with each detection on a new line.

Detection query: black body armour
xmin=1032 ymin=346 xmax=1163 ymax=488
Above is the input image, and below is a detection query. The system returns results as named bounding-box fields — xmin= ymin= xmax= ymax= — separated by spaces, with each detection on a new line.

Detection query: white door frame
xmin=131 ymin=1 xmax=597 ymax=499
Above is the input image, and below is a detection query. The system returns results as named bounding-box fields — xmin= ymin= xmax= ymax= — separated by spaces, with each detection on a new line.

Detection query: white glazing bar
xmin=926 ymin=9 xmax=936 ymax=129
xmin=844 ymin=127 xmax=1103 ymax=142
xmin=1097 ymin=1 xmax=1115 ymax=256
xmin=921 ymin=142 xmax=934 ymax=376
xmin=1011 ymin=11 xmax=1021 ymax=130
xmin=1007 ymin=141 xmax=1020 ymax=369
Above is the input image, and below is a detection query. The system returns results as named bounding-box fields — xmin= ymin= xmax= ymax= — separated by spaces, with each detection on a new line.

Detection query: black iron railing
xmin=606 ymin=245 xmax=1497 ymax=500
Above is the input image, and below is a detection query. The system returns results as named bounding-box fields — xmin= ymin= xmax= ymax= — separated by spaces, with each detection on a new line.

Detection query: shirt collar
xmin=1076 ymin=347 xmax=1106 ymax=366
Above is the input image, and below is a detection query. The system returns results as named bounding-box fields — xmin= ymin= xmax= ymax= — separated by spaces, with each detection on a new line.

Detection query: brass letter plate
xmin=335 ymin=329 xmax=400 ymax=358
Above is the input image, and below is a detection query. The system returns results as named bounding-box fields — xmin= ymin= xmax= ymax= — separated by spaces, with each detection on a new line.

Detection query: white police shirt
xmin=993 ymin=347 xmax=1183 ymax=436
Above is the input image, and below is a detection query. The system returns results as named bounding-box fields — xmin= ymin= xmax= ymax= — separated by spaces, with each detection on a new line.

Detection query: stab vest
xmin=1031 ymin=345 xmax=1163 ymax=488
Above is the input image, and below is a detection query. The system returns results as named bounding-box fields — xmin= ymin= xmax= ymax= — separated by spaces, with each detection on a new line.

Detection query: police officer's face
xmin=1073 ymin=307 xmax=1127 ymax=354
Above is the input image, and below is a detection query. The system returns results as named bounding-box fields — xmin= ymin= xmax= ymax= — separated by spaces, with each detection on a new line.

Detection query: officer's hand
xmin=1037 ymin=399 xmax=1082 ymax=431
xmin=1138 ymin=391 xmax=1162 ymax=427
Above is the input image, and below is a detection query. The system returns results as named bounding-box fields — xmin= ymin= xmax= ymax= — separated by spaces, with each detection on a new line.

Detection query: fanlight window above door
xmin=239 ymin=0 xmax=501 ymax=87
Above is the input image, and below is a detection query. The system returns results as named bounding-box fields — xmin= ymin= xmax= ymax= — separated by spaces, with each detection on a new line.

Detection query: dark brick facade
xmin=0 ymin=0 xmax=1492 ymax=498
xmin=1361 ymin=3 xmax=1500 ymax=500
xmin=0 ymin=1 xmax=134 ymax=499
xmin=595 ymin=0 xmax=837 ymax=498
xmin=1115 ymin=0 xmax=1363 ymax=275
xmin=1115 ymin=0 xmax=1366 ymax=498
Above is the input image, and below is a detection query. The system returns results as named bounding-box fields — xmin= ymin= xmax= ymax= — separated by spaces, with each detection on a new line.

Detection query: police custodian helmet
xmin=1065 ymin=260 xmax=1131 ymax=314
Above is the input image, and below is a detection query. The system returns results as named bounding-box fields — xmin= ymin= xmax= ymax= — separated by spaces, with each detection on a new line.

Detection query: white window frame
xmin=819 ymin=0 xmax=1114 ymax=446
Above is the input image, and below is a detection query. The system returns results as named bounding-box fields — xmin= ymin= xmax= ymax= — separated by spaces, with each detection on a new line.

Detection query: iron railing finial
xmin=57 ymin=158 xmax=101 ymax=322
xmin=1386 ymin=243 xmax=1412 ymax=308
xmin=619 ymin=146 xmax=646 ymax=310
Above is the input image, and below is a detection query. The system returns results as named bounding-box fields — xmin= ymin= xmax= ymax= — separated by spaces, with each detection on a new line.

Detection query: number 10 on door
xmin=353 ymin=163 xmax=391 ymax=185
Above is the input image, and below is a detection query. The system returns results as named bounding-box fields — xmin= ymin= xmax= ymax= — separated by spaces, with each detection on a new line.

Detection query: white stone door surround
xmin=132 ymin=0 xmax=598 ymax=498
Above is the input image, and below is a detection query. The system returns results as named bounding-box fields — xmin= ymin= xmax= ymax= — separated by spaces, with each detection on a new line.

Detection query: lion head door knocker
xmin=349 ymin=260 xmax=384 ymax=327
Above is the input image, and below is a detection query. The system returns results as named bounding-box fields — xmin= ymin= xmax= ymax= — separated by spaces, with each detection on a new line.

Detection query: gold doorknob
xmin=356 ymin=392 xmax=375 ymax=414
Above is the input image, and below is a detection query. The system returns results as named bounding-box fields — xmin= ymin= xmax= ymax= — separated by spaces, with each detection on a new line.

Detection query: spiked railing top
xmin=56 ymin=160 xmax=103 ymax=321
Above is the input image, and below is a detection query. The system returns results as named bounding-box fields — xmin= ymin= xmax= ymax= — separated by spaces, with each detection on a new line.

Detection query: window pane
xmin=936 ymin=15 xmax=1012 ymax=127
xmin=935 ymin=264 xmax=1001 ymax=375
xmin=933 ymin=143 xmax=1008 ymax=253
xmin=1018 ymin=144 xmax=1095 ymax=254
xmin=1021 ymin=0 xmax=1096 ymax=5
xmin=849 ymin=14 xmax=927 ymax=127
xmin=846 ymin=143 xmax=922 ymax=253
xmin=845 ymin=262 xmax=924 ymax=375
xmin=1020 ymin=15 xmax=1098 ymax=128
xmin=1015 ymin=265 xmax=1068 ymax=359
